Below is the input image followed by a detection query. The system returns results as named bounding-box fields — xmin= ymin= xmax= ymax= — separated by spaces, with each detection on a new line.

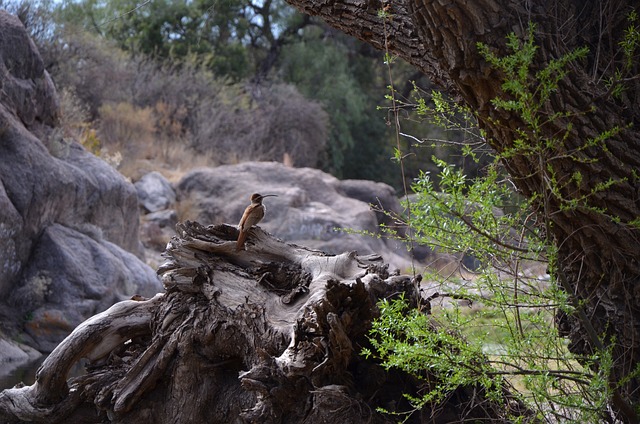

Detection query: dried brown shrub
xmin=47 ymin=29 xmax=134 ymax=119
xmin=193 ymin=83 xmax=328 ymax=167
xmin=43 ymin=29 xmax=329 ymax=171
xmin=99 ymin=103 xmax=154 ymax=149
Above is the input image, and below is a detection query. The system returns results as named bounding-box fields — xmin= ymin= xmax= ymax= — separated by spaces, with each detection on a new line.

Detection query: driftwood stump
xmin=0 ymin=221 xmax=516 ymax=423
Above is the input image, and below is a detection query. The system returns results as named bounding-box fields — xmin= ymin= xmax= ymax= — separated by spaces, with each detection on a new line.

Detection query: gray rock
xmin=0 ymin=182 xmax=23 ymax=292
xmin=176 ymin=162 xmax=414 ymax=270
xmin=7 ymin=224 xmax=161 ymax=353
xmin=8 ymin=224 xmax=161 ymax=352
xmin=0 ymin=107 xmax=144 ymax=297
xmin=338 ymin=179 xmax=404 ymax=230
xmin=0 ymin=11 xmax=162 ymax=354
xmin=0 ymin=12 xmax=58 ymax=130
xmin=145 ymin=209 xmax=178 ymax=228
xmin=135 ymin=171 xmax=176 ymax=213
xmin=0 ymin=339 xmax=42 ymax=381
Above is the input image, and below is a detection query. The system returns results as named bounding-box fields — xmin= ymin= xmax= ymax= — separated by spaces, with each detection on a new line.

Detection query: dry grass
xmin=59 ymin=97 xmax=215 ymax=181
xmin=174 ymin=193 xmax=205 ymax=223
xmin=121 ymin=146 xmax=217 ymax=183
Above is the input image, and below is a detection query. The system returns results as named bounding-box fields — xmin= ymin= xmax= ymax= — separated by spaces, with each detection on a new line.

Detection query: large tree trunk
xmin=0 ymin=222 xmax=526 ymax=423
xmin=281 ymin=0 xmax=640 ymax=420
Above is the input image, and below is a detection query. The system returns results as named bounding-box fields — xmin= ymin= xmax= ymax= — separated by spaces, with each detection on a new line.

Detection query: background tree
xmin=279 ymin=0 xmax=640 ymax=421
xmin=5 ymin=0 xmax=473 ymax=186
xmin=56 ymin=0 xmax=254 ymax=80
xmin=278 ymin=25 xmax=393 ymax=178
xmin=42 ymin=0 xmax=456 ymax=184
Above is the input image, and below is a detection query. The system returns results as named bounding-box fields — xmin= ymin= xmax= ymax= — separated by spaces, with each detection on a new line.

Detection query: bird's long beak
xmin=261 ymin=194 xmax=278 ymax=198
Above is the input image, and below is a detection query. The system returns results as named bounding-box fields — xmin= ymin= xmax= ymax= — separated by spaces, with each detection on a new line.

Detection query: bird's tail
xmin=236 ymin=230 xmax=248 ymax=251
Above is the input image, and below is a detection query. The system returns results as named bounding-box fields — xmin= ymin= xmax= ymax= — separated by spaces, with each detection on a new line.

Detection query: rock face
xmin=175 ymin=162 xmax=414 ymax=270
xmin=0 ymin=11 xmax=162 ymax=356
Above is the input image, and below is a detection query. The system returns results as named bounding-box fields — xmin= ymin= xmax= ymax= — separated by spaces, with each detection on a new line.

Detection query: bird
xmin=236 ymin=193 xmax=277 ymax=251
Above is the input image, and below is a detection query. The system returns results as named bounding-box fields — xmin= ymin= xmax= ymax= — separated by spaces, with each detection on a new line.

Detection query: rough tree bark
xmin=0 ymin=222 xmax=526 ymax=423
xmin=280 ymin=0 xmax=640 ymax=421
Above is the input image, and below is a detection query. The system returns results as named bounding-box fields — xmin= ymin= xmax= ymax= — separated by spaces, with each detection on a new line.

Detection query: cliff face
xmin=0 ymin=11 xmax=161 ymax=355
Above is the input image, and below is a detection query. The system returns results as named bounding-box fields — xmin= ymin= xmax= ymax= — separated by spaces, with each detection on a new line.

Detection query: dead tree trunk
xmin=0 ymin=222 xmax=525 ymax=423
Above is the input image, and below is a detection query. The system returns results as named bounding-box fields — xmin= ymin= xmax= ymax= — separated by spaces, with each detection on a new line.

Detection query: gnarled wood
xmin=0 ymin=221 xmax=524 ymax=423
xmin=0 ymin=294 xmax=162 ymax=422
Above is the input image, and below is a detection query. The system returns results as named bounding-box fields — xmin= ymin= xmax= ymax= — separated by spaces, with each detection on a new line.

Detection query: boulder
xmin=0 ymin=339 xmax=42 ymax=387
xmin=0 ymin=11 xmax=58 ymax=131
xmin=144 ymin=209 xmax=178 ymax=228
xmin=0 ymin=340 xmax=42 ymax=375
xmin=0 ymin=10 xmax=162 ymax=361
xmin=11 ymin=224 xmax=161 ymax=351
xmin=134 ymin=171 xmax=176 ymax=213
xmin=175 ymin=162 xmax=414 ymax=270
xmin=338 ymin=179 xmax=404 ymax=230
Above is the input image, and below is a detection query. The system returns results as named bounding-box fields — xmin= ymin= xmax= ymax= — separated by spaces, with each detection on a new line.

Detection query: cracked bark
xmin=281 ymin=0 xmax=640 ymax=420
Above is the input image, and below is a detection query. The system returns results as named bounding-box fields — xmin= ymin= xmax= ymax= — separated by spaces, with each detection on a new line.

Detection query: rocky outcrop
xmin=0 ymin=11 xmax=161 ymax=358
xmin=174 ymin=162 xmax=415 ymax=271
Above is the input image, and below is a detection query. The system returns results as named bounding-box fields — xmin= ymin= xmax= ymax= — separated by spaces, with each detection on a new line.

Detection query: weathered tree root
xmin=0 ymin=294 xmax=162 ymax=422
xmin=0 ymin=221 xmax=522 ymax=423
